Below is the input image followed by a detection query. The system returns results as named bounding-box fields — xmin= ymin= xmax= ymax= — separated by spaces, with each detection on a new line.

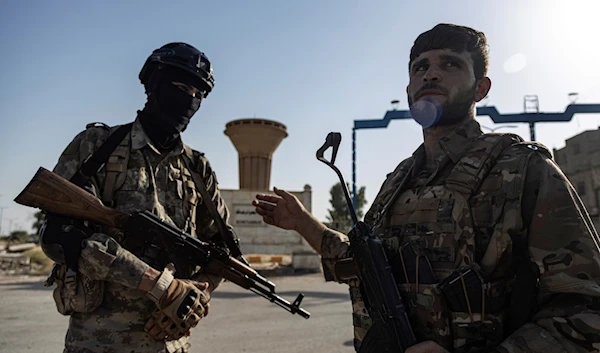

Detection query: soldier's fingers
xmin=204 ymin=302 xmax=210 ymax=317
xmin=273 ymin=187 xmax=295 ymax=202
xmin=147 ymin=324 xmax=167 ymax=340
xmin=144 ymin=316 xmax=159 ymax=333
xmin=252 ymin=200 xmax=276 ymax=211
xmin=198 ymin=290 xmax=210 ymax=306
xmin=187 ymin=313 xmax=201 ymax=327
xmin=191 ymin=281 xmax=209 ymax=291
xmin=144 ymin=319 xmax=154 ymax=332
xmin=255 ymin=193 xmax=282 ymax=204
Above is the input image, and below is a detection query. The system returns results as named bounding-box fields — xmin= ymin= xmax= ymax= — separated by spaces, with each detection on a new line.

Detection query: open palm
xmin=252 ymin=187 xmax=307 ymax=231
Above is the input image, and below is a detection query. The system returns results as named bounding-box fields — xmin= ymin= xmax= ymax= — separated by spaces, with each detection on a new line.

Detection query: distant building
xmin=221 ymin=118 xmax=321 ymax=271
xmin=553 ymin=127 xmax=600 ymax=231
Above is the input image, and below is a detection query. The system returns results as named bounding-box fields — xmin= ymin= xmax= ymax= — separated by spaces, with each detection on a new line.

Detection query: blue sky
xmin=1 ymin=0 xmax=599 ymax=234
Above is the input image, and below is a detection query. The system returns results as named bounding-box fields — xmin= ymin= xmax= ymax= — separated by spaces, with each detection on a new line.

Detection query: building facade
xmin=553 ymin=127 xmax=600 ymax=231
xmin=221 ymin=118 xmax=321 ymax=271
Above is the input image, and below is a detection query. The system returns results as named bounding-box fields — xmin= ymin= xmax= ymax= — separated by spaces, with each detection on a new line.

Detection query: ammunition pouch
xmin=41 ymin=215 xmax=105 ymax=316
xmin=45 ymin=262 xmax=105 ymax=315
xmin=437 ymin=265 xmax=511 ymax=351
xmin=40 ymin=122 xmax=135 ymax=316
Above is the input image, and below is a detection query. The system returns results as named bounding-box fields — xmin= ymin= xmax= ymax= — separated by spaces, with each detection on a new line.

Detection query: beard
xmin=408 ymin=82 xmax=477 ymax=128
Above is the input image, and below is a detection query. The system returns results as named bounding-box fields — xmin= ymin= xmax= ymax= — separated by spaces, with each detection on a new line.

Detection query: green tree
xmin=32 ymin=211 xmax=45 ymax=235
xmin=8 ymin=230 xmax=30 ymax=243
xmin=324 ymin=182 xmax=367 ymax=234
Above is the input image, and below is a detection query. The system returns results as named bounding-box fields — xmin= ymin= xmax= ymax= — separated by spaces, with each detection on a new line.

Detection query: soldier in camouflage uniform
xmin=40 ymin=42 xmax=232 ymax=353
xmin=253 ymin=23 xmax=600 ymax=353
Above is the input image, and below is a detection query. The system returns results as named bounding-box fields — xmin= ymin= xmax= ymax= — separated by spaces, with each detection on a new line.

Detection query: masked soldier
xmin=253 ymin=24 xmax=600 ymax=353
xmin=39 ymin=42 xmax=234 ymax=353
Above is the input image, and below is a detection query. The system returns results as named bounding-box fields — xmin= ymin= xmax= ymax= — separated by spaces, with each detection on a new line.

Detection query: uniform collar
xmin=411 ymin=119 xmax=484 ymax=171
xmin=438 ymin=119 xmax=483 ymax=163
xmin=130 ymin=117 xmax=185 ymax=156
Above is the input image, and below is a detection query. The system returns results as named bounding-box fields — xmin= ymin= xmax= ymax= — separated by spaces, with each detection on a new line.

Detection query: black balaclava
xmin=139 ymin=66 xmax=204 ymax=150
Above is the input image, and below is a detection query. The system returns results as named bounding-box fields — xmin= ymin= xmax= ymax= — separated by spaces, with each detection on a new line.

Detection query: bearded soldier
xmin=253 ymin=24 xmax=600 ymax=353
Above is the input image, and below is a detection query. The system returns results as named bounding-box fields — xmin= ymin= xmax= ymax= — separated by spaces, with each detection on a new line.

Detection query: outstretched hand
xmin=252 ymin=187 xmax=307 ymax=231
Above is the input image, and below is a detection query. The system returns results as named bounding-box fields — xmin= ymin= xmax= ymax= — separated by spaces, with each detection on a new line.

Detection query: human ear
xmin=474 ymin=77 xmax=491 ymax=102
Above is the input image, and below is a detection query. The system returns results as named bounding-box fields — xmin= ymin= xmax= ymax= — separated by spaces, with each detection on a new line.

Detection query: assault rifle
xmin=14 ymin=167 xmax=310 ymax=319
xmin=316 ymin=132 xmax=416 ymax=352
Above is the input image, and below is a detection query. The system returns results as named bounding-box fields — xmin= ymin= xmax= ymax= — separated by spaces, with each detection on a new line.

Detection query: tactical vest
xmin=90 ymin=122 xmax=202 ymax=274
xmin=350 ymin=133 xmax=547 ymax=353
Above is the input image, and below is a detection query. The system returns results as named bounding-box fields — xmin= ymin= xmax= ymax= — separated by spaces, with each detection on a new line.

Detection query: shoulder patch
xmin=85 ymin=122 xmax=111 ymax=130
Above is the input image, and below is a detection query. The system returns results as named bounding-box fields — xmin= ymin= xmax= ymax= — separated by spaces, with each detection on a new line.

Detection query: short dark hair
xmin=409 ymin=23 xmax=489 ymax=79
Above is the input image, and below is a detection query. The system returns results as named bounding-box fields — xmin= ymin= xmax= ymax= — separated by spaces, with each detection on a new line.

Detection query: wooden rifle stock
xmin=14 ymin=167 xmax=130 ymax=229
xmin=15 ymin=167 xmax=311 ymax=319
xmin=14 ymin=167 xmax=257 ymax=286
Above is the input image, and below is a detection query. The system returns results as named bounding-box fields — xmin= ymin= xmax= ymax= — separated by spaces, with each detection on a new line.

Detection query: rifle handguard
xmin=147 ymin=263 xmax=175 ymax=304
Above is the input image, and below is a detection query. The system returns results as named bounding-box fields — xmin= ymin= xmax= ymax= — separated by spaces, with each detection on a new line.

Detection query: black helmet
xmin=139 ymin=42 xmax=215 ymax=96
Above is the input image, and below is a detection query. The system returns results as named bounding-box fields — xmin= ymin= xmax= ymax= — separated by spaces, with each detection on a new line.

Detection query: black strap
xmin=46 ymin=122 xmax=133 ymax=273
xmin=76 ymin=122 xmax=242 ymax=262
xmin=78 ymin=123 xmax=134 ymax=180
xmin=181 ymin=149 xmax=244 ymax=260
xmin=507 ymin=236 xmax=540 ymax=334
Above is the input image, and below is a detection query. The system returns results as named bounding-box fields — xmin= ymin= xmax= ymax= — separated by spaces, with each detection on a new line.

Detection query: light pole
xmin=0 ymin=194 xmax=5 ymax=237
xmin=7 ymin=218 xmax=15 ymax=235
xmin=0 ymin=207 xmax=6 ymax=237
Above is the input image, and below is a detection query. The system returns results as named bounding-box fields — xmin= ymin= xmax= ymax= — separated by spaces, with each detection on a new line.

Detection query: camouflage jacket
xmin=49 ymin=117 xmax=231 ymax=353
xmin=321 ymin=119 xmax=600 ymax=353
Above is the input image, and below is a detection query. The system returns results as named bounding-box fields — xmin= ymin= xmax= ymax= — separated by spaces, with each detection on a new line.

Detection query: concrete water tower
xmin=224 ymin=118 xmax=288 ymax=190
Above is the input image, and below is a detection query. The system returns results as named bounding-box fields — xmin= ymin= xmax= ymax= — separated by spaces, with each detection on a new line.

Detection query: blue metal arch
xmin=354 ymin=104 xmax=600 ymax=129
xmin=351 ymin=103 xmax=600 ymax=209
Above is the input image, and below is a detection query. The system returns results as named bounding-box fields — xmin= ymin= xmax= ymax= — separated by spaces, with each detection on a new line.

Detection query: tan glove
xmin=145 ymin=264 xmax=211 ymax=340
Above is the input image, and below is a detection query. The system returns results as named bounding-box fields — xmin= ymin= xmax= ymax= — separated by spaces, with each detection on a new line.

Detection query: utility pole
xmin=7 ymin=218 xmax=15 ymax=235
xmin=0 ymin=206 xmax=6 ymax=237
xmin=350 ymin=100 xmax=600 ymax=209
xmin=0 ymin=194 xmax=5 ymax=237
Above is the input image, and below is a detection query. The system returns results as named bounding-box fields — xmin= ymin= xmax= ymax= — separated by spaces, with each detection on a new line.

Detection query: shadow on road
xmin=0 ymin=280 xmax=51 ymax=291
xmin=212 ymin=289 xmax=350 ymax=302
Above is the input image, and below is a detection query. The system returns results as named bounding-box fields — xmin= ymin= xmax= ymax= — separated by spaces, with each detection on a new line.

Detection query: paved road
xmin=0 ymin=273 xmax=356 ymax=353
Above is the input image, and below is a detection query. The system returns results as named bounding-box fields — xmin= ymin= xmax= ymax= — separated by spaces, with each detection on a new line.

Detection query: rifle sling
xmin=181 ymin=151 xmax=243 ymax=259
xmin=78 ymin=123 xmax=134 ymax=181
xmin=64 ymin=122 xmax=242 ymax=261
xmin=50 ymin=122 xmax=133 ymax=273
xmin=78 ymin=122 xmax=243 ymax=259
